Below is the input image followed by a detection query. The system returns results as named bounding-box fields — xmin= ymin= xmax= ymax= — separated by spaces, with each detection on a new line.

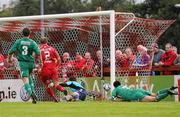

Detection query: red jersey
xmin=83 ymin=59 xmax=94 ymax=71
xmin=75 ymin=58 xmax=86 ymax=70
xmin=83 ymin=59 xmax=95 ymax=77
xmin=160 ymin=50 xmax=177 ymax=66
xmin=40 ymin=44 xmax=61 ymax=69
xmin=0 ymin=54 xmax=5 ymax=70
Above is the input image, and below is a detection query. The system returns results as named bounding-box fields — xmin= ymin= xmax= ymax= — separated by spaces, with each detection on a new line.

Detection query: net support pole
xmin=99 ymin=16 xmax=103 ymax=79
xmin=40 ymin=0 xmax=45 ymax=37
xmin=110 ymin=11 xmax=115 ymax=92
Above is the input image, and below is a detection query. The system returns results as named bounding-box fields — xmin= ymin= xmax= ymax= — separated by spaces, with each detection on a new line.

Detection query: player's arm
xmin=54 ymin=49 xmax=61 ymax=66
xmin=111 ymin=89 xmax=121 ymax=101
xmin=59 ymin=82 xmax=68 ymax=87
xmin=8 ymin=40 xmax=18 ymax=63
xmin=33 ymin=42 xmax=42 ymax=70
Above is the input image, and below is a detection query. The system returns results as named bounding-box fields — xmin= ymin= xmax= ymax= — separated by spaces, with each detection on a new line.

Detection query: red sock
xmin=55 ymin=85 xmax=64 ymax=92
xmin=46 ymin=87 xmax=56 ymax=99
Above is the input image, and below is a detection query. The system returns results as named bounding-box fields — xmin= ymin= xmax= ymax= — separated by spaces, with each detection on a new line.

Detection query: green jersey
xmin=8 ymin=38 xmax=40 ymax=62
xmin=111 ymin=86 xmax=150 ymax=101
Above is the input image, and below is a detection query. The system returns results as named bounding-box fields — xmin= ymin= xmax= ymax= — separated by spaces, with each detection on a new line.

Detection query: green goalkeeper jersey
xmin=111 ymin=86 xmax=149 ymax=101
xmin=8 ymin=38 xmax=40 ymax=62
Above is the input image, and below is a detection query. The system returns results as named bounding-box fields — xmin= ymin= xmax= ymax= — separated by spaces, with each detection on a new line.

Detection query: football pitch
xmin=0 ymin=102 xmax=180 ymax=117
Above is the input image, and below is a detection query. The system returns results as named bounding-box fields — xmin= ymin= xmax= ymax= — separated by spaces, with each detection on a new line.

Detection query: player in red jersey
xmin=39 ymin=37 xmax=67 ymax=102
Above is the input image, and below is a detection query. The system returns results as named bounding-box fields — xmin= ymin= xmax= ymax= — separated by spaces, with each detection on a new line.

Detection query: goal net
xmin=0 ymin=11 xmax=175 ymax=101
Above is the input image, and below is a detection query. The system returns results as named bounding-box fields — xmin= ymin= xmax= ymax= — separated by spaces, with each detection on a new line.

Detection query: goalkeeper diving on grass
xmin=59 ymin=77 xmax=87 ymax=101
xmin=112 ymin=80 xmax=178 ymax=102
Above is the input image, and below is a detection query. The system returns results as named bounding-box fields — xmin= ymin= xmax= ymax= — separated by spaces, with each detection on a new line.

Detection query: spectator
xmin=157 ymin=43 xmax=177 ymax=75
xmin=83 ymin=52 xmax=95 ymax=77
xmin=133 ymin=45 xmax=150 ymax=67
xmin=4 ymin=55 xmax=19 ymax=70
xmin=172 ymin=46 xmax=177 ymax=55
xmin=151 ymin=43 xmax=165 ymax=66
xmin=115 ymin=50 xmax=128 ymax=68
xmin=74 ymin=53 xmax=86 ymax=74
xmin=94 ymin=50 xmax=109 ymax=77
xmin=0 ymin=52 xmax=5 ymax=79
xmin=174 ymin=54 xmax=180 ymax=65
xmin=61 ymin=52 xmax=74 ymax=82
xmin=174 ymin=54 xmax=180 ymax=74
xmin=4 ymin=55 xmax=20 ymax=79
xmin=95 ymin=50 xmax=109 ymax=66
xmin=125 ymin=47 xmax=136 ymax=68
xmin=0 ymin=52 xmax=5 ymax=70
xmin=151 ymin=43 xmax=165 ymax=75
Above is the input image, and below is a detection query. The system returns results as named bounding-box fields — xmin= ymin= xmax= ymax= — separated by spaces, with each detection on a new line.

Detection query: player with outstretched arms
xmin=8 ymin=28 xmax=42 ymax=104
xmin=39 ymin=37 xmax=67 ymax=102
xmin=60 ymin=76 xmax=86 ymax=101
xmin=112 ymin=80 xmax=178 ymax=102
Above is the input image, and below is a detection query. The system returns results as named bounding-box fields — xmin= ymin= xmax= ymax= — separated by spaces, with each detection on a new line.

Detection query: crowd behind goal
xmin=0 ymin=39 xmax=179 ymax=80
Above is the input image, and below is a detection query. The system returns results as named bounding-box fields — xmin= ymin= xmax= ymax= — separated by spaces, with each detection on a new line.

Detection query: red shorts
xmin=40 ymin=67 xmax=59 ymax=84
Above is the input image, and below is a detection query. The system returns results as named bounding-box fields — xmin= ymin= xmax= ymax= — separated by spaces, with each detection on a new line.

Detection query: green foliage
xmin=13 ymin=0 xmax=40 ymax=16
xmin=0 ymin=8 xmax=13 ymax=17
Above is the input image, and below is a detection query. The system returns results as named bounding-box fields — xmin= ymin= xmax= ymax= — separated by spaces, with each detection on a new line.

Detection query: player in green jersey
xmin=111 ymin=80 xmax=178 ymax=102
xmin=8 ymin=28 xmax=42 ymax=104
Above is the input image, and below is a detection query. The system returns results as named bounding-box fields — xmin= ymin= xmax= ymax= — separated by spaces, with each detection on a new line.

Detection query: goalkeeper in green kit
xmin=112 ymin=80 xmax=178 ymax=102
xmin=8 ymin=28 xmax=42 ymax=104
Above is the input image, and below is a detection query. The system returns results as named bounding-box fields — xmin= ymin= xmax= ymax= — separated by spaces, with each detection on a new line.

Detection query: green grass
xmin=1 ymin=101 xmax=180 ymax=117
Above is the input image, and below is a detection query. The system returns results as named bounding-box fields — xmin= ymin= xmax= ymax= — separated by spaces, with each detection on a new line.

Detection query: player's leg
xmin=78 ymin=89 xmax=87 ymax=101
xmin=141 ymin=89 xmax=169 ymax=102
xmin=45 ymin=80 xmax=59 ymax=102
xmin=141 ymin=96 xmax=157 ymax=102
xmin=155 ymin=87 xmax=178 ymax=101
xmin=52 ymin=69 xmax=67 ymax=95
xmin=133 ymin=91 xmax=150 ymax=102
xmin=155 ymin=92 xmax=169 ymax=101
xmin=22 ymin=76 xmax=32 ymax=96
xmin=27 ymin=63 xmax=38 ymax=103
xmin=157 ymin=88 xmax=169 ymax=95
xmin=29 ymin=63 xmax=35 ymax=93
xmin=19 ymin=62 xmax=32 ymax=96
xmin=41 ymin=69 xmax=58 ymax=102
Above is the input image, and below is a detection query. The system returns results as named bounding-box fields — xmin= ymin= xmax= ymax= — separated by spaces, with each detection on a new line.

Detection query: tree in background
xmin=12 ymin=0 xmax=39 ymax=16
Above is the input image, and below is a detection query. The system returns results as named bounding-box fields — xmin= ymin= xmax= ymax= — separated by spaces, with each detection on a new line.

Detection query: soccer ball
xmin=103 ymin=83 xmax=111 ymax=91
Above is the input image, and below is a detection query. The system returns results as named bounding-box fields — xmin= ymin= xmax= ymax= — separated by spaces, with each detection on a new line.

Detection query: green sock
xmin=29 ymin=76 xmax=35 ymax=92
xmin=24 ymin=83 xmax=32 ymax=96
xmin=157 ymin=88 xmax=169 ymax=95
xmin=156 ymin=92 xmax=169 ymax=101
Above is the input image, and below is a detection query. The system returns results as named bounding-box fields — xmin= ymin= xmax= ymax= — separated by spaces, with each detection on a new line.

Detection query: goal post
xmin=0 ymin=10 xmax=117 ymax=101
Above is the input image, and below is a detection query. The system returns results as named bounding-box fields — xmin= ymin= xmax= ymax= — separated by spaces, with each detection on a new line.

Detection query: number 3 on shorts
xmin=22 ymin=46 xmax=28 ymax=55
